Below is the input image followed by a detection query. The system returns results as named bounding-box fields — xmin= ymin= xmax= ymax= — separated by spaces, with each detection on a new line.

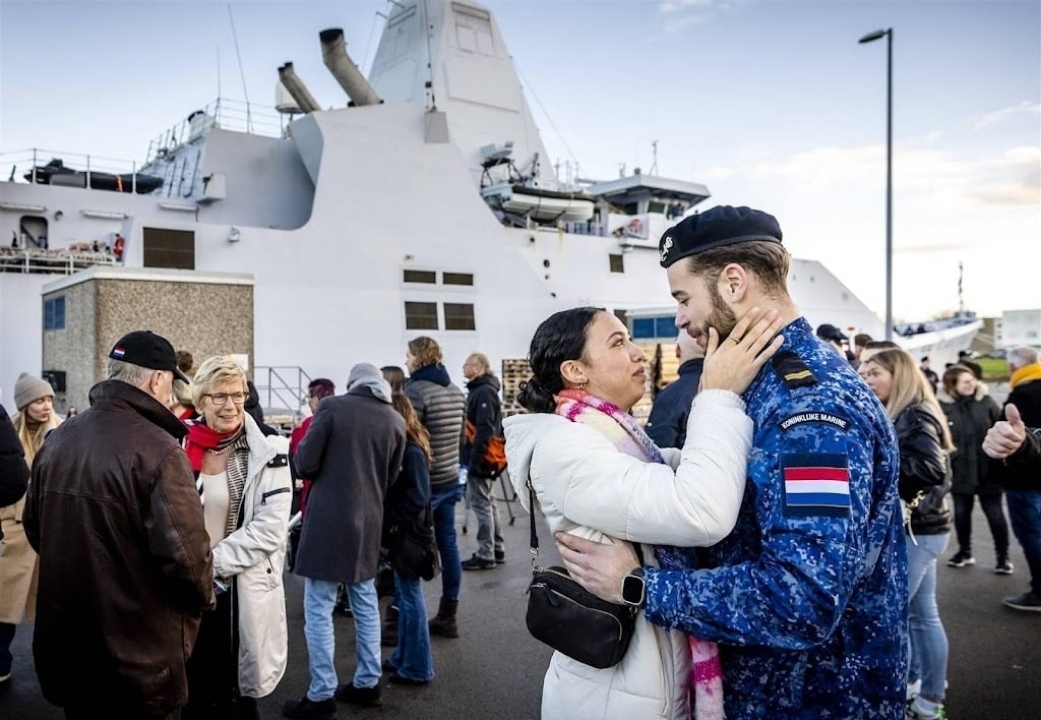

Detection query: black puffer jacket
xmin=461 ymin=373 xmax=503 ymax=479
xmin=894 ymin=403 xmax=952 ymax=535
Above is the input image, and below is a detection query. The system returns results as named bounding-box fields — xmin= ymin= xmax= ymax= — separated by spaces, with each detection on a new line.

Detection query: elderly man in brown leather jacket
xmin=24 ymin=331 xmax=214 ymax=720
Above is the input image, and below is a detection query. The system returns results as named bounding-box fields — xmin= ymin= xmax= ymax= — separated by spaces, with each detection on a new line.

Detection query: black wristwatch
xmin=621 ymin=567 xmax=646 ymax=608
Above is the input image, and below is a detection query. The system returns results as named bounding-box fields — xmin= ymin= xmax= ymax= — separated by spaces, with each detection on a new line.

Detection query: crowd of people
xmin=0 ymin=204 xmax=1038 ymax=720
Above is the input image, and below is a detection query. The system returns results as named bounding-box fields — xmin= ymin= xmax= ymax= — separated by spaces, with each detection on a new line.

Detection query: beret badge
xmin=660 ymin=235 xmax=674 ymax=264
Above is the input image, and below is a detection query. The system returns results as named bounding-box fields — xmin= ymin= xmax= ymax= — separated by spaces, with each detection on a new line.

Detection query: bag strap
xmin=527 ymin=479 xmax=643 ymax=571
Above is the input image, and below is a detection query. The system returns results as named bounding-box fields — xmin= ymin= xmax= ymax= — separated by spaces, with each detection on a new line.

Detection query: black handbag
xmin=524 ymin=481 xmax=641 ymax=669
xmin=386 ymin=505 xmax=441 ymax=581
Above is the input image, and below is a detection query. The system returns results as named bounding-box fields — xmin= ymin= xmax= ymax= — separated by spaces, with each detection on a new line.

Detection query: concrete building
xmin=41 ymin=266 xmax=253 ymax=413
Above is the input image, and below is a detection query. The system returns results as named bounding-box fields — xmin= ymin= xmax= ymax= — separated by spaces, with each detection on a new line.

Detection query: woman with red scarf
xmin=181 ymin=356 xmax=292 ymax=720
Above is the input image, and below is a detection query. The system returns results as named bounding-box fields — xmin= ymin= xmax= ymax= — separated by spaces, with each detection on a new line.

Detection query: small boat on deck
xmin=23 ymin=158 xmax=163 ymax=194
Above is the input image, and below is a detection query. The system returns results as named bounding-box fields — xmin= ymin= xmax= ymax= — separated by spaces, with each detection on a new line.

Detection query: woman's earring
xmin=578 ymin=380 xmax=587 ymax=390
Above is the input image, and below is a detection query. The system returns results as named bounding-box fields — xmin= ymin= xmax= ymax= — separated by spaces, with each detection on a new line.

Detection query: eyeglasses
xmin=204 ymin=392 xmax=248 ymax=406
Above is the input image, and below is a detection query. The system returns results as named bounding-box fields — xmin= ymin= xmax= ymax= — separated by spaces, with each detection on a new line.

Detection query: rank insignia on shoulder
xmin=772 ymin=350 xmax=817 ymax=389
xmin=781 ymin=452 xmax=851 ymax=518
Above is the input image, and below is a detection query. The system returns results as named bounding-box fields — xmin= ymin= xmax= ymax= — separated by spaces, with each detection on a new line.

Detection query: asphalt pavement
xmin=2 ymin=495 xmax=1038 ymax=720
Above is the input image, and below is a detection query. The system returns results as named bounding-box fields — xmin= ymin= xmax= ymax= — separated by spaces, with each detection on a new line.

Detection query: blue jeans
xmin=431 ymin=483 xmax=464 ymax=602
xmin=390 ymin=571 xmax=434 ymax=681
xmin=1006 ymin=490 xmax=1041 ymax=594
xmin=303 ymin=577 xmax=381 ymax=700
xmin=906 ymin=532 xmax=949 ymax=701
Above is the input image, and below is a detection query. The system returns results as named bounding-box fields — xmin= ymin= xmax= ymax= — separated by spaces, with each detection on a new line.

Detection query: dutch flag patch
xmin=781 ymin=452 xmax=851 ymax=518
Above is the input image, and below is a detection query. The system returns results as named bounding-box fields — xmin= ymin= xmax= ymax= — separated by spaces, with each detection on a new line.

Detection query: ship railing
xmin=254 ymin=365 xmax=313 ymax=431
xmin=0 ymin=245 xmax=119 ymax=274
xmin=145 ymin=98 xmax=289 ymax=164
xmin=0 ymin=148 xmax=150 ymax=191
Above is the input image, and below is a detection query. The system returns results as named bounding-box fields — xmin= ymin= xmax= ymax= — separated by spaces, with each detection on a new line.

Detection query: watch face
xmin=622 ymin=572 xmax=645 ymax=606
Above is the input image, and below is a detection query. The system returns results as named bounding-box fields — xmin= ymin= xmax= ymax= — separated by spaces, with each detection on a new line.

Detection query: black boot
xmin=381 ymin=604 xmax=399 ymax=647
xmin=428 ymin=598 xmax=458 ymax=638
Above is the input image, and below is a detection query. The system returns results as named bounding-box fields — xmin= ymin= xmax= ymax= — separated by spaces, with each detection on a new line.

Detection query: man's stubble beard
xmin=706 ymin=280 xmax=738 ymax=342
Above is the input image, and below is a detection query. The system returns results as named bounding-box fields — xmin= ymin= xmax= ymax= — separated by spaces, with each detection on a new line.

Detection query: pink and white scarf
xmin=555 ymin=388 xmax=726 ymax=720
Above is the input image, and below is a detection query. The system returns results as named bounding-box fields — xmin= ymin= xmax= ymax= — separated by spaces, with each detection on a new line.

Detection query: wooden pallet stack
xmin=501 ymin=358 xmax=532 ymax=418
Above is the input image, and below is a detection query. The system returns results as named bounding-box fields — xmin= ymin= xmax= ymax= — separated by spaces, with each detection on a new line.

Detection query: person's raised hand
xmin=700 ymin=307 xmax=785 ymax=395
xmin=982 ymin=403 xmax=1027 ymax=460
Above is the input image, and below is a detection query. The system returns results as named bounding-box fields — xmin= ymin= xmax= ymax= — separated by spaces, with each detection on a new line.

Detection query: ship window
xmin=142 ymin=227 xmax=194 ymax=269
xmin=632 ymin=318 xmax=655 ymax=339
xmin=442 ymin=272 xmax=474 ymax=286
xmin=43 ymin=296 xmax=65 ymax=331
xmin=405 ymin=302 xmax=439 ymax=330
xmin=609 ymin=254 xmax=624 ymax=273
xmin=444 ymin=302 xmax=476 ymax=331
xmin=648 ymin=201 xmax=666 ymax=215
xmin=403 ymin=269 xmax=437 ymax=284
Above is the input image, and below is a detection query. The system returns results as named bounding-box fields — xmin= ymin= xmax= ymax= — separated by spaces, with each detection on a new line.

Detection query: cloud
xmin=743 ymin=143 xmax=1041 ymax=208
xmin=973 ymin=101 xmax=1041 ymax=130
xmin=658 ymin=0 xmax=730 ymax=33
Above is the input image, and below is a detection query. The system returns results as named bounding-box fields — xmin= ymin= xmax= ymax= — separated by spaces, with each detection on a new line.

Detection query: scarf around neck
xmin=1010 ymin=363 xmax=1041 ymax=391
xmin=184 ymin=420 xmax=249 ymax=539
xmin=553 ymin=389 xmax=724 ymax=720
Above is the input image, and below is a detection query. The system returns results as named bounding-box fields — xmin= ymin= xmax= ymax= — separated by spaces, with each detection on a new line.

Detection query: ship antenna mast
xmin=957 ymin=261 xmax=965 ymax=315
xmin=650 ymin=140 xmax=658 ymax=175
xmin=226 ymin=2 xmax=254 ymax=132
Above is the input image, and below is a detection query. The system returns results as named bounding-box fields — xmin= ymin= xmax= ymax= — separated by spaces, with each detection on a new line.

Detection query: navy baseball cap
xmin=109 ymin=331 xmax=190 ymax=383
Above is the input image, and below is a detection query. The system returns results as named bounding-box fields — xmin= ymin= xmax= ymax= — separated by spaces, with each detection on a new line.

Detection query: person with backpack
xmin=460 ymin=353 xmax=507 ymax=570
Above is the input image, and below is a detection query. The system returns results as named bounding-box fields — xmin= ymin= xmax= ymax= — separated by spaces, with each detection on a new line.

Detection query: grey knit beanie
xmin=15 ymin=372 xmax=54 ymax=411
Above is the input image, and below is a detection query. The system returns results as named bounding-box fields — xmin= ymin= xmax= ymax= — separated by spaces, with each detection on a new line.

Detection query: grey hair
xmin=107 ymin=358 xmax=153 ymax=387
xmin=1008 ymin=346 xmax=1038 ymax=371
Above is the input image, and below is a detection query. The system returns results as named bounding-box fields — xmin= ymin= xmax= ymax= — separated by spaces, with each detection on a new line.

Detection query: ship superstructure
xmin=0 ymin=0 xmax=975 ymax=411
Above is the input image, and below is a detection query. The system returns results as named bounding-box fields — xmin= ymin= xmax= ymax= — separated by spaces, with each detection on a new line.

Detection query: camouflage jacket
xmin=643 ymin=318 xmax=908 ymax=720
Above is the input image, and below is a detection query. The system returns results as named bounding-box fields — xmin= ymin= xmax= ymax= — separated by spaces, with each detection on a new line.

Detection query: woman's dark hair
xmin=381 ymin=366 xmax=406 ymax=393
xmin=308 ymin=378 xmax=336 ymax=400
xmin=517 ymin=307 xmax=602 ymax=414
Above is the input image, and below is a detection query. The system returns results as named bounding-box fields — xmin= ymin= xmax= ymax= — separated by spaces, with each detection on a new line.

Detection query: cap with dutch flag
xmin=109 ymin=331 xmax=190 ymax=383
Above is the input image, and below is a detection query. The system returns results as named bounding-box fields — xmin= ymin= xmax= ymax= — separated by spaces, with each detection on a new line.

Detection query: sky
xmin=1 ymin=0 xmax=1038 ymax=322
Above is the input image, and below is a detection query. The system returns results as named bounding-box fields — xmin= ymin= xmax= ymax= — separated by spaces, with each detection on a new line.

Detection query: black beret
xmin=659 ymin=205 xmax=783 ymax=268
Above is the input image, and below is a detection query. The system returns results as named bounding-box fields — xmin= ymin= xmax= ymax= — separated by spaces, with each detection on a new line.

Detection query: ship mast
xmin=958 ymin=261 xmax=965 ymax=315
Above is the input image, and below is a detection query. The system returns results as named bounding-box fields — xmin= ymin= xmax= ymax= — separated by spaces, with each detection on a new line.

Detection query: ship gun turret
xmin=319 ymin=28 xmax=381 ymax=107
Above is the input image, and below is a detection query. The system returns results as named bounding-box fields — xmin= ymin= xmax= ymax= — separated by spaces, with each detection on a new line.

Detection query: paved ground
xmin=2 ymin=498 xmax=1038 ymax=720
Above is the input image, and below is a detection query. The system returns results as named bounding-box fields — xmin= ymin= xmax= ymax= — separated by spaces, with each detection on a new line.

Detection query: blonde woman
xmin=0 ymin=373 xmax=61 ymax=683
xmin=181 ymin=357 xmax=292 ymax=720
xmin=860 ymin=349 xmax=954 ymax=720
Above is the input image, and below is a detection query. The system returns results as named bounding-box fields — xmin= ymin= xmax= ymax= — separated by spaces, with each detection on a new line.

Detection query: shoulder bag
xmin=524 ymin=480 xmax=641 ymax=669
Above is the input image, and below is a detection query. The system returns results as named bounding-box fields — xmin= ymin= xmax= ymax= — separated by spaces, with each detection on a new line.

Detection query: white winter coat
xmin=504 ymin=389 xmax=753 ymax=720
xmin=211 ymin=415 xmax=292 ymax=698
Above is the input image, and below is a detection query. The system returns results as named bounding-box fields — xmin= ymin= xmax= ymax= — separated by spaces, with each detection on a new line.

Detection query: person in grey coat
xmin=283 ymin=364 xmax=406 ymax=719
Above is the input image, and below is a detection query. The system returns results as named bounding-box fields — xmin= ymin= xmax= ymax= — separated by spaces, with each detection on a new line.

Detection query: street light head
xmin=858 ymin=29 xmax=889 ymax=44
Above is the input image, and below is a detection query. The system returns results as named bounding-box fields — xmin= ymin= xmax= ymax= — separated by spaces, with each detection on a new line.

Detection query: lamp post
xmin=859 ymin=27 xmax=893 ymax=341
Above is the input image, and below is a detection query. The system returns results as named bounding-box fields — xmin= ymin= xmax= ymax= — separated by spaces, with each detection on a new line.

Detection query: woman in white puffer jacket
xmin=505 ymin=306 xmax=782 ymax=720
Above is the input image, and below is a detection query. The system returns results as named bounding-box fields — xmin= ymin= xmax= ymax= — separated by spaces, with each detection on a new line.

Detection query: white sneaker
xmin=906 ymin=698 xmax=947 ymax=719
xmin=906 ymin=679 xmax=921 ymax=701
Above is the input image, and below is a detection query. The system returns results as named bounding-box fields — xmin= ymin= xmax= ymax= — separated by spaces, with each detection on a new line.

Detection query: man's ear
xmin=718 ymin=263 xmax=750 ymax=305
xmin=559 ymin=359 xmax=587 ymax=388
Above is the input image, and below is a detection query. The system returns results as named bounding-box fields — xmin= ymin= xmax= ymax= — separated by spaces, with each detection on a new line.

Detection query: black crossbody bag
xmin=524 ymin=481 xmax=642 ymax=669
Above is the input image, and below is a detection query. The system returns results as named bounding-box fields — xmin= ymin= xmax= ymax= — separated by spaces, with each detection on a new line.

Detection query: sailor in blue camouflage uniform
xmin=556 ymin=206 xmax=908 ymax=720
